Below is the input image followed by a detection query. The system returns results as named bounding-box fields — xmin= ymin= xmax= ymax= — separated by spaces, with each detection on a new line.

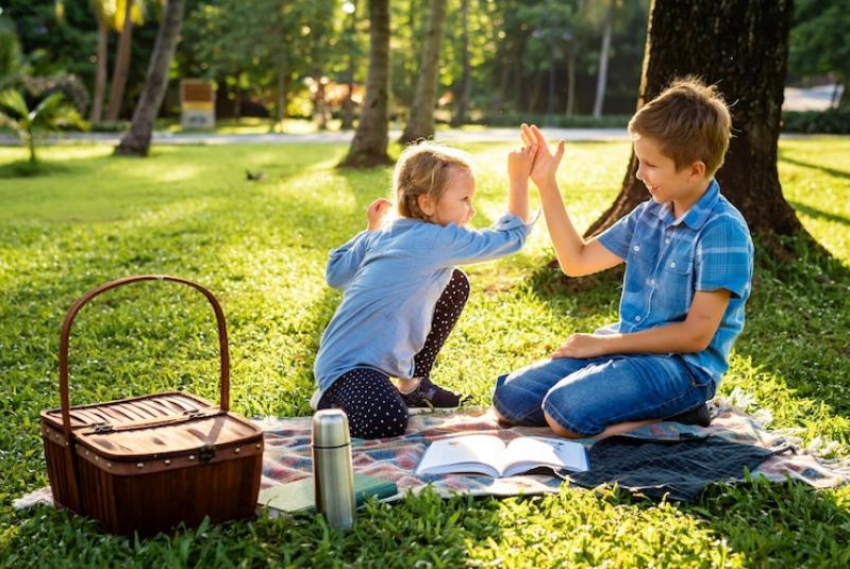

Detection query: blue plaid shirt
xmin=597 ymin=180 xmax=753 ymax=383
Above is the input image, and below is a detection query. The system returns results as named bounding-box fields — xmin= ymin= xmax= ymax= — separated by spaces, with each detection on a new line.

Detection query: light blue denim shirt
xmin=313 ymin=213 xmax=535 ymax=395
xmin=597 ymin=180 xmax=754 ymax=383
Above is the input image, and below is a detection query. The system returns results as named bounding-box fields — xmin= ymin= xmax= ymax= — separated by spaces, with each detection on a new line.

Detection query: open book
xmin=415 ymin=434 xmax=589 ymax=478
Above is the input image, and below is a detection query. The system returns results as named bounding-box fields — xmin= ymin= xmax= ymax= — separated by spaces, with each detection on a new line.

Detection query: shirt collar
xmin=654 ymin=179 xmax=720 ymax=230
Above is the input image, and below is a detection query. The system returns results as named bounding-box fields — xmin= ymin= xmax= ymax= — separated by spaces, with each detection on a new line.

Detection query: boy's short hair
xmin=629 ymin=76 xmax=732 ymax=177
xmin=394 ymin=142 xmax=473 ymax=222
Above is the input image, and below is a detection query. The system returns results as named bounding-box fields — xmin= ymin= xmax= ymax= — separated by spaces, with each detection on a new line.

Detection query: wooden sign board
xmin=181 ymin=79 xmax=215 ymax=129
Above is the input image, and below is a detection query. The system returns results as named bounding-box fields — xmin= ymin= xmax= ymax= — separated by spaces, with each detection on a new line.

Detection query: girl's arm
xmin=327 ymin=199 xmax=392 ymax=289
xmin=326 ymin=231 xmax=372 ymax=290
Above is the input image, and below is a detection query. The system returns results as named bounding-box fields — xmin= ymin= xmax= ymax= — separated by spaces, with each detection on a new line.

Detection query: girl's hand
xmin=521 ymin=123 xmax=565 ymax=189
xmin=508 ymin=143 xmax=538 ymax=183
xmin=366 ymin=198 xmax=392 ymax=231
xmin=551 ymin=333 xmax=609 ymax=359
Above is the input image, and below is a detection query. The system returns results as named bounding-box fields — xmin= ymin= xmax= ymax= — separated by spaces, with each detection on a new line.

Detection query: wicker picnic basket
xmin=40 ymin=275 xmax=264 ymax=536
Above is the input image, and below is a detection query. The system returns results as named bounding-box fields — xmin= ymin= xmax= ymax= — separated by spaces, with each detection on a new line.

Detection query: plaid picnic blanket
xmin=14 ymin=398 xmax=850 ymax=510
xmin=253 ymin=399 xmax=848 ymax=501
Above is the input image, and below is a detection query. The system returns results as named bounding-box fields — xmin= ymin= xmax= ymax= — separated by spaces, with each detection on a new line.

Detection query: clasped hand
xmin=551 ymin=333 xmax=610 ymax=359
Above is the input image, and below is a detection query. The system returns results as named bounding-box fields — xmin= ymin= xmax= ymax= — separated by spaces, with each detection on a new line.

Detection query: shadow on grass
xmin=778 ymin=153 xmax=850 ymax=180
xmin=790 ymin=201 xmax=850 ymax=227
xmin=694 ymin=477 xmax=850 ymax=565
xmin=3 ymin=488 xmax=505 ymax=566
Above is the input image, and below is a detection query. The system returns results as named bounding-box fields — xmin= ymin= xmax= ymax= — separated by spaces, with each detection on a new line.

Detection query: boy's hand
xmin=508 ymin=144 xmax=538 ymax=184
xmin=366 ymin=198 xmax=392 ymax=231
xmin=551 ymin=333 xmax=608 ymax=359
xmin=521 ymin=123 xmax=565 ymax=188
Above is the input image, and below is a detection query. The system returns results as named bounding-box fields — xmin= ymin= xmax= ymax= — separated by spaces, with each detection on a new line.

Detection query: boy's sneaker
xmin=400 ymin=377 xmax=469 ymax=415
xmin=667 ymin=403 xmax=712 ymax=428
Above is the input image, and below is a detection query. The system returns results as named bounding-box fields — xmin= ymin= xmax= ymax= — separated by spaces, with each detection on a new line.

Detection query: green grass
xmin=1 ymin=138 xmax=849 ymax=567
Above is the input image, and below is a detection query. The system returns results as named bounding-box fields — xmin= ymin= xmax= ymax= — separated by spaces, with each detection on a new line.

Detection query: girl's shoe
xmin=400 ymin=377 xmax=470 ymax=415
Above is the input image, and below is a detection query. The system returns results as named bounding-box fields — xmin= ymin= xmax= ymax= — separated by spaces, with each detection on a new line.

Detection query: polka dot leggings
xmin=318 ymin=269 xmax=470 ymax=439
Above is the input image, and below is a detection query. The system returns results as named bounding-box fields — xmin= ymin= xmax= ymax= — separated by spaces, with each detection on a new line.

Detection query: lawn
xmin=0 ymin=137 xmax=848 ymax=567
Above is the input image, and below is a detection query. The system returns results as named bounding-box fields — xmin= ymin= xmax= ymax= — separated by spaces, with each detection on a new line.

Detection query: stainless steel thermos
xmin=311 ymin=409 xmax=357 ymax=529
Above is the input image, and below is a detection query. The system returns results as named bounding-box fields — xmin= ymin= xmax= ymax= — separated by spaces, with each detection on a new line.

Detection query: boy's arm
xmin=524 ymin=124 xmax=622 ymax=276
xmin=551 ymin=289 xmax=731 ymax=358
xmin=537 ymin=178 xmax=624 ymax=276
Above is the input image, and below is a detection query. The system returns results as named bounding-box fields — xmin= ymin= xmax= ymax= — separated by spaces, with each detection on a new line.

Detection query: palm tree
xmin=339 ymin=0 xmax=392 ymax=168
xmin=88 ymin=0 xmax=116 ymax=123
xmin=105 ymin=0 xmax=146 ymax=122
xmin=399 ymin=0 xmax=449 ymax=143
xmin=0 ymin=90 xmax=85 ymax=164
xmin=115 ymin=0 xmax=186 ymax=156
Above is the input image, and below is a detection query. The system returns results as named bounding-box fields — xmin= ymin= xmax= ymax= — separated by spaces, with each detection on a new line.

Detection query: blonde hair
xmin=629 ymin=76 xmax=732 ymax=177
xmin=393 ymin=142 xmax=473 ymax=222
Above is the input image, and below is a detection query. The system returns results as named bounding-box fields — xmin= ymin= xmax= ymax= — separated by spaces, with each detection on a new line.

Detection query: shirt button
xmin=633 ymin=245 xmax=640 ymax=252
xmin=650 ymin=279 xmax=656 ymax=286
xmin=635 ymin=315 xmax=642 ymax=322
xmin=669 ymin=261 xmax=676 ymax=268
xmin=665 ymin=238 xmax=671 ymax=244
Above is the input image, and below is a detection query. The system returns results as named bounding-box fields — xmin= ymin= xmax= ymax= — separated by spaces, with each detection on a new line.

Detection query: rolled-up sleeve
xmin=326 ymin=230 xmax=373 ymax=290
xmin=597 ymin=202 xmax=646 ymax=260
xmin=695 ymin=218 xmax=753 ymax=298
xmin=432 ymin=211 xmax=537 ymax=268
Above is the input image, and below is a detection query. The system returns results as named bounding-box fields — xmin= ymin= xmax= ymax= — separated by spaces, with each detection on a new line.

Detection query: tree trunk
xmin=105 ymin=0 xmax=135 ymax=122
xmin=115 ymin=0 xmax=186 ymax=156
xmin=339 ymin=0 xmax=392 ymax=168
xmin=592 ymin=0 xmax=614 ymax=118
xmin=233 ymin=84 xmax=242 ymax=119
xmin=450 ymin=0 xmax=471 ymax=127
xmin=565 ymin=48 xmax=576 ymax=116
xmin=587 ymin=0 xmax=803 ymax=237
xmin=90 ymin=16 xmax=109 ymax=123
xmin=341 ymin=10 xmax=357 ymax=131
xmin=399 ymin=0 xmax=449 ymax=143
xmin=276 ymin=62 xmax=287 ymax=131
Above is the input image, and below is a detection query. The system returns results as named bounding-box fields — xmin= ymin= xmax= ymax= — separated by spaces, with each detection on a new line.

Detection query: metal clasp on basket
xmin=92 ymin=422 xmax=114 ymax=434
xmin=198 ymin=444 xmax=215 ymax=463
xmin=183 ymin=408 xmax=206 ymax=420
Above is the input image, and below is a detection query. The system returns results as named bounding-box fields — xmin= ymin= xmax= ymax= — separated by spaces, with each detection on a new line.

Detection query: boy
xmin=493 ymin=78 xmax=753 ymax=439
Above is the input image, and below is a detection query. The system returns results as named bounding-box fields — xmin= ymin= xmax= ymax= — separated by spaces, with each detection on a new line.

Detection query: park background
xmin=1 ymin=0 xmax=849 ymax=567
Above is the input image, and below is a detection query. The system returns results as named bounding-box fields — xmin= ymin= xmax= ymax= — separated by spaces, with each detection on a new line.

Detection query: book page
xmin=415 ymin=435 xmax=507 ymax=476
xmin=503 ymin=437 xmax=589 ymax=476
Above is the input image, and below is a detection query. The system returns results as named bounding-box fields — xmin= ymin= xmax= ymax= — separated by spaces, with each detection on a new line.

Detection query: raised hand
xmin=508 ymin=143 xmax=538 ymax=184
xmin=521 ymin=123 xmax=565 ymax=188
xmin=366 ymin=198 xmax=392 ymax=231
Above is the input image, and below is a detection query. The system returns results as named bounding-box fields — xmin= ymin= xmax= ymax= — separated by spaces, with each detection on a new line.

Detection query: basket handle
xmin=58 ymin=275 xmax=230 ymax=441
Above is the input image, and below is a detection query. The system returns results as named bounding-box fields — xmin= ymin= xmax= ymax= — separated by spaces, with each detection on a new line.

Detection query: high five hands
xmin=520 ymin=123 xmax=566 ymax=189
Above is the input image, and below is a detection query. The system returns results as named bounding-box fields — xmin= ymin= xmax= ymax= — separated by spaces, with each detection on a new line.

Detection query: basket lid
xmin=41 ymin=391 xmax=214 ymax=430
xmin=75 ymin=411 xmax=262 ymax=461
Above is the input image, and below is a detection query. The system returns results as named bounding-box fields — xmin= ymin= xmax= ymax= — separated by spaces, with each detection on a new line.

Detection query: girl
xmin=312 ymin=142 xmax=537 ymax=439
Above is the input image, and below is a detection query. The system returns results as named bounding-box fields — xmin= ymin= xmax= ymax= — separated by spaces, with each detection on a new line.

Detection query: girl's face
xmin=421 ymin=167 xmax=477 ymax=226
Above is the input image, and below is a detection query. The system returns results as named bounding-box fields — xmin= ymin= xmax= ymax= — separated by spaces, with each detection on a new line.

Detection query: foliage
xmin=0 ymin=89 xmax=87 ymax=164
xmin=782 ymin=109 xmax=850 ymax=134
xmin=789 ymin=0 xmax=850 ymax=109
xmin=0 ymin=139 xmax=848 ymax=565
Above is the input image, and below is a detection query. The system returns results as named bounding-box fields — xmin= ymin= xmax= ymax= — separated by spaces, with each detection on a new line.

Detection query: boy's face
xmin=633 ymin=136 xmax=705 ymax=208
xmin=422 ymin=167 xmax=477 ymax=226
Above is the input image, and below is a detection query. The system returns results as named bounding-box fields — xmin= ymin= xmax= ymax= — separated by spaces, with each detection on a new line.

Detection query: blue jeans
xmin=492 ymin=355 xmax=716 ymax=437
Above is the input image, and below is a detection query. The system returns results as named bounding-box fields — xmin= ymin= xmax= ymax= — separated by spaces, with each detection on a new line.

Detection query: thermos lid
xmin=312 ymin=409 xmax=351 ymax=448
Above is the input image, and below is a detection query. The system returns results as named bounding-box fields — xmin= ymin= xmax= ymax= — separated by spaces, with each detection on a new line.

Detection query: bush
xmin=782 ymin=109 xmax=850 ymax=134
